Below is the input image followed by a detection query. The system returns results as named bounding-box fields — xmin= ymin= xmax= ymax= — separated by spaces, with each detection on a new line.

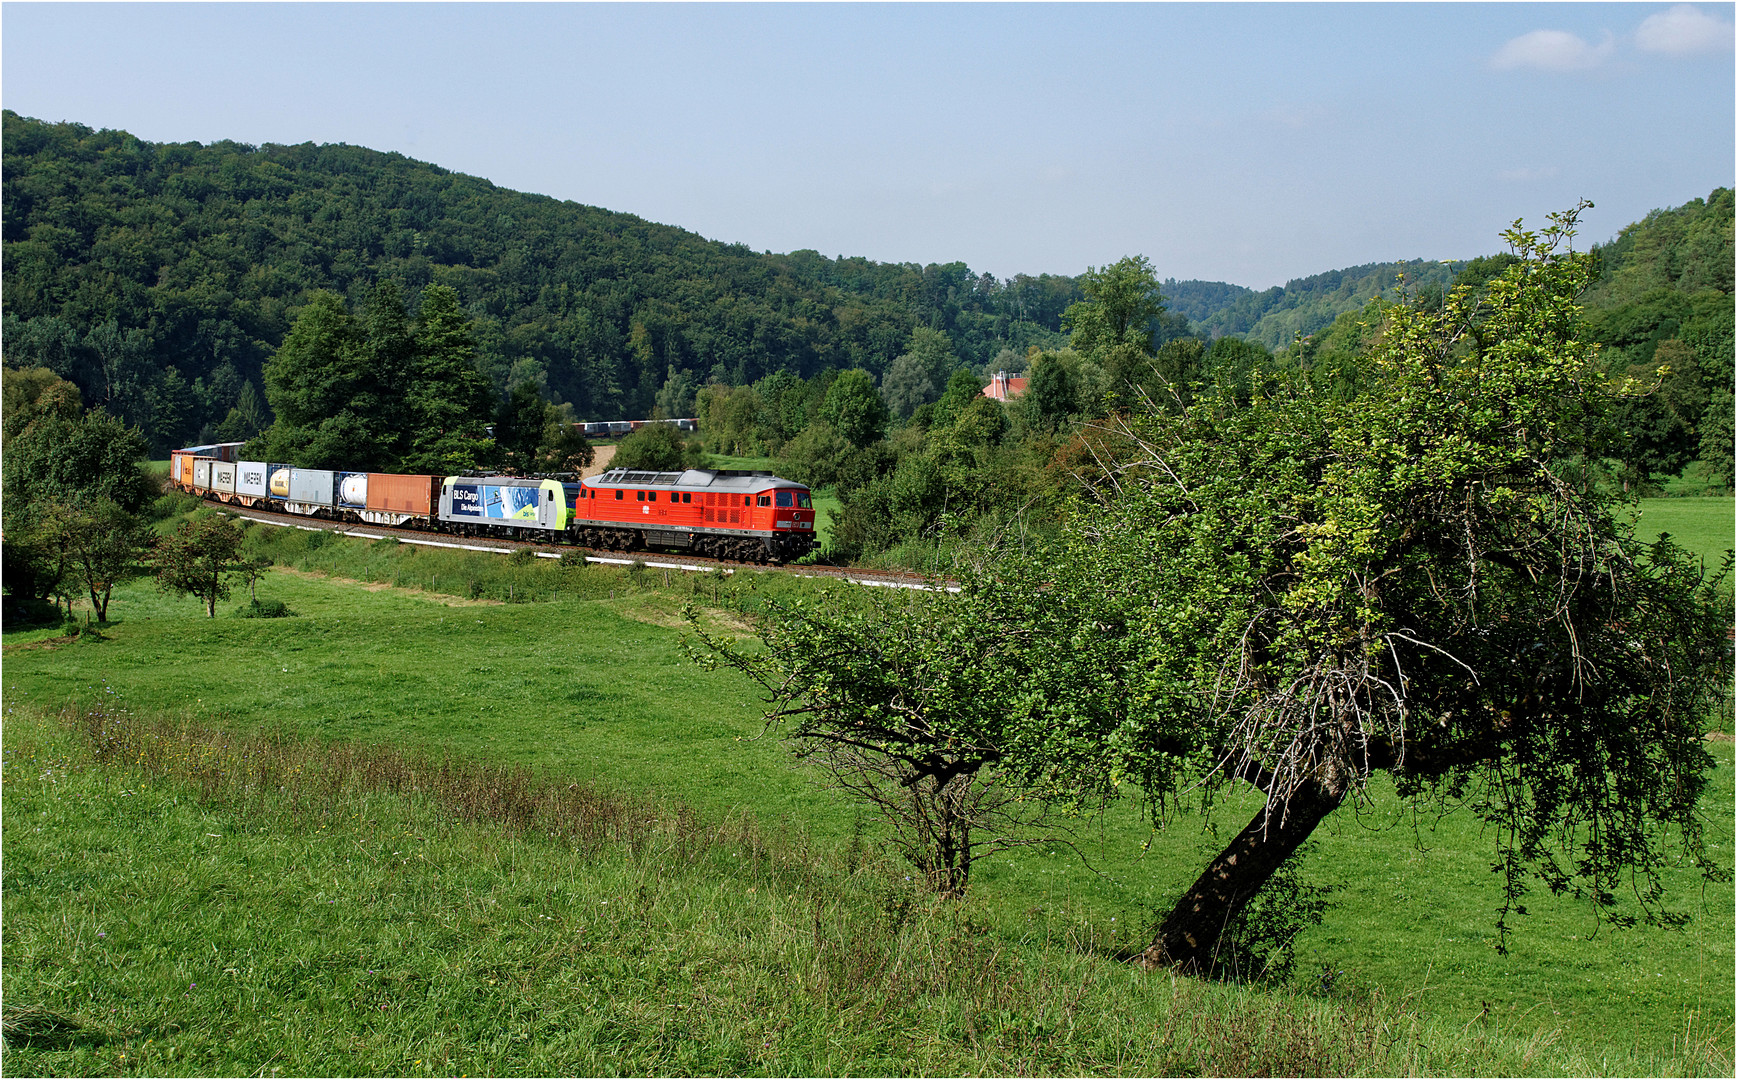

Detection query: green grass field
xmin=5 ymin=493 xmax=1732 ymax=1073
xmin=20 ymin=699 xmax=1719 ymax=1077
xmin=5 ymin=515 xmax=1732 ymax=1074
xmin=1635 ymin=496 xmax=1735 ymax=571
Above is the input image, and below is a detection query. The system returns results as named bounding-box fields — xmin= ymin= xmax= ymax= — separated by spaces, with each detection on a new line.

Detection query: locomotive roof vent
xmin=599 ymin=469 xmax=687 ymax=485
xmin=593 ymin=467 xmax=805 ymax=491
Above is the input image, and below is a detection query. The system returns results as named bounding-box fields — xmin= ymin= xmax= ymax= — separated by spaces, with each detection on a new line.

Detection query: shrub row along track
xmin=217 ymin=499 xmax=957 ymax=594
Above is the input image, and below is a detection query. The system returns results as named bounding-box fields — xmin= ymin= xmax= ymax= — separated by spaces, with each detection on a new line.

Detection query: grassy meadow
xmin=2 ymin=497 xmax=1732 ymax=1074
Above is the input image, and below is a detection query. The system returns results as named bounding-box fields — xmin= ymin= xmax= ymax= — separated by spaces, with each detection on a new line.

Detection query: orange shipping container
xmin=366 ymin=473 xmax=439 ymax=518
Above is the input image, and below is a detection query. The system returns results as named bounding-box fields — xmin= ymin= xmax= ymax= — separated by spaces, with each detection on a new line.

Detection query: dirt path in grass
xmin=582 ymin=443 xmax=616 ymax=478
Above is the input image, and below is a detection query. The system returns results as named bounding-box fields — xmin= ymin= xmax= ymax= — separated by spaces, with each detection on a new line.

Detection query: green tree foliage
xmin=1 ymin=367 xmax=153 ymax=519
xmin=880 ymin=327 xmax=957 ymax=420
xmin=494 ymin=381 xmax=552 ymax=473
xmin=1583 ymin=188 xmax=1734 ymax=306
xmin=0 ymin=366 xmax=154 ymax=621
xmin=1009 ymin=205 xmax=1732 ymax=971
xmin=1 ymin=512 xmax=73 ymax=619
xmin=215 ymin=380 xmax=268 ymax=443
xmin=696 ymin=382 xmax=764 ymax=457
xmin=1016 ymin=349 xmax=1111 ymax=430
xmin=929 ymin=369 xmax=984 ymax=429
xmin=145 ymin=365 xmax=198 ymax=453
xmin=1063 ymin=256 xmax=1165 ymax=407
xmin=492 ymin=380 xmax=591 ymax=476
xmin=609 ymin=423 xmax=703 ymax=473
xmin=690 ymin=584 xmax=1097 ymax=897
xmin=777 ymin=421 xmax=853 ymax=492
xmin=817 ymin=369 xmax=888 ymax=449
xmin=654 ymin=366 xmax=698 ymax=420
xmin=1022 ymin=351 xmax=1080 ymax=431
xmin=153 ymin=513 xmax=244 ymax=618
xmin=408 ymin=286 xmax=493 ymax=461
xmin=751 ymin=371 xmax=812 ymax=451
xmin=253 ymin=283 xmax=502 ymax=474
xmin=529 ymin=412 xmax=595 ymax=477
xmin=42 ymin=498 xmax=154 ymax=622
xmin=255 ymin=290 xmax=367 ymax=466
xmin=2 ymin=365 xmax=81 ymax=443
xmin=1576 ymin=201 xmax=1734 ymax=491
xmin=755 ymin=206 xmax=1734 ymax=978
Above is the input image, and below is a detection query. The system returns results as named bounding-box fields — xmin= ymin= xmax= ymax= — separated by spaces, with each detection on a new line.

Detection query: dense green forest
xmin=0 ymin=111 xmax=1080 ymax=453
xmin=2 ymin=111 xmax=1730 ymax=522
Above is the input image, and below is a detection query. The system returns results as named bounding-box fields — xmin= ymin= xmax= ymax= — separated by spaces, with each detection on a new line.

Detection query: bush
xmin=147 ymin=490 xmax=204 ymax=522
xmin=233 ymin=599 xmax=294 ymax=619
xmin=1 ymin=594 xmax=63 ymax=628
xmin=612 ymin=423 xmax=704 ymax=472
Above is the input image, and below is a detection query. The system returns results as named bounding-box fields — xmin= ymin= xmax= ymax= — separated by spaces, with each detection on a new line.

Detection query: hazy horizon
xmin=5 ymin=3 xmax=1731 ymax=289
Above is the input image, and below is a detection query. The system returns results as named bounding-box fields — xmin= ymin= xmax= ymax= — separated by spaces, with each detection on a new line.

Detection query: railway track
xmin=212 ymin=499 xmax=960 ymax=593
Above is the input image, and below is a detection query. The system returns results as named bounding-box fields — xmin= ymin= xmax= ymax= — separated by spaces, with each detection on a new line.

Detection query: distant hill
xmin=1577 ymin=188 xmax=1734 ymax=489
xmin=1 ymin=111 xmax=1078 ymax=451
xmin=3 ymin=110 xmax=1727 ymax=462
xmin=1584 ymin=187 xmax=1734 ymax=308
xmin=1164 ymin=259 xmax=1468 ymax=348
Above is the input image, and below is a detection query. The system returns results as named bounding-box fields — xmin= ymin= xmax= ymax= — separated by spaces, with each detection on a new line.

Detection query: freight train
xmin=169 ymin=444 xmax=819 ymax=563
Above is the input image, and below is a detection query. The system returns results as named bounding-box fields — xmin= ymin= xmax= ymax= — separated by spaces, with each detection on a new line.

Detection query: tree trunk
xmin=1141 ymin=777 xmax=1343 ymax=973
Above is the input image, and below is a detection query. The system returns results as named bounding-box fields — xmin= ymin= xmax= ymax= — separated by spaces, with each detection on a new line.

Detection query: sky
xmin=3 ymin=2 xmax=1732 ymax=289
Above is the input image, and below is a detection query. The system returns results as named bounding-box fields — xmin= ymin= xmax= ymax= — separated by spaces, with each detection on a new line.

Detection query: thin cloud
xmin=1491 ymin=29 xmax=1616 ymax=71
xmin=1635 ymin=4 xmax=1734 ymax=54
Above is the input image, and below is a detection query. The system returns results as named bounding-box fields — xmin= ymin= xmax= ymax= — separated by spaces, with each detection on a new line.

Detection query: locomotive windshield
xmin=774 ymin=490 xmax=811 ymax=509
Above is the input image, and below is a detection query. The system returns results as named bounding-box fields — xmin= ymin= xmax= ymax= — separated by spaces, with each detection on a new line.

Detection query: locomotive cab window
xmin=775 ymin=491 xmax=793 ymax=508
xmin=757 ymin=495 xmax=771 ymax=507
xmin=797 ymin=492 xmax=812 ymax=508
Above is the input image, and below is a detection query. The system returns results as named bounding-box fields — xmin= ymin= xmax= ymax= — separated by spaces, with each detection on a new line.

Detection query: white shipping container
xmin=211 ymin=461 xmax=237 ymax=494
xmin=288 ymin=469 xmax=336 ymax=506
xmin=237 ymin=461 xmax=269 ymax=499
xmin=193 ymin=459 xmax=212 ymax=490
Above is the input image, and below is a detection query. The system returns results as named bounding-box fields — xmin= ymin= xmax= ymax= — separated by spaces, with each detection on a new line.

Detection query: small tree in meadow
xmin=689 ymin=580 xmax=1102 ymax=898
xmin=154 ymin=514 xmax=245 ymax=617
xmin=54 ymin=499 xmax=154 ymax=622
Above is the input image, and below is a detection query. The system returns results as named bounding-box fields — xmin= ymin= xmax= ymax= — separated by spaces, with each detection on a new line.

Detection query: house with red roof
xmin=981 ymin=371 xmax=1028 ymax=402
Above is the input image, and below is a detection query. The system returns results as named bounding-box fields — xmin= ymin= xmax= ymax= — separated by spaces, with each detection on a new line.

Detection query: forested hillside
xmin=1164 ymin=259 xmax=1469 ymax=347
xmin=2 ymin=110 xmax=1730 ymax=493
xmin=0 ymin=112 xmax=1079 ymax=452
xmin=1580 ymin=189 xmax=1734 ymax=490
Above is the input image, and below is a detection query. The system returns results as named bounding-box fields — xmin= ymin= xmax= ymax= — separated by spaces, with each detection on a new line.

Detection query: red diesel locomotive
xmin=567 ymin=468 xmax=817 ymax=563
